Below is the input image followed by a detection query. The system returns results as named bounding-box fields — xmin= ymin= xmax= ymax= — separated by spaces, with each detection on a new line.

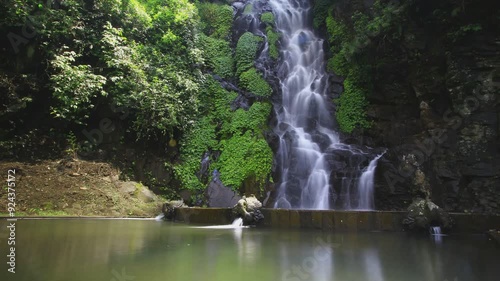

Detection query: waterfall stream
xmin=270 ymin=0 xmax=382 ymax=210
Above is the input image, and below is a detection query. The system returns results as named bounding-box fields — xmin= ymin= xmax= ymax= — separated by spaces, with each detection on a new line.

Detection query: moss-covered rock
xmin=232 ymin=195 xmax=264 ymax=224
xmin=235 ymin=32 xmax=263 ymax=76
xmin=216 ymin=131 xmax=273 ymax=190
xmin=260 ymin=12 xmax=275 ymax=25
xmin=197 ymin=2 xmax=234 ymax=39
xmin=402 ymin=198 xmax=454 ymax=232
xmin=266 ymin=29 xmax=279 ymax=60
xmin=239 ymin=68 xmax=272 ymax=97
xmin=199 ymin=34 xmax=234 ymax=78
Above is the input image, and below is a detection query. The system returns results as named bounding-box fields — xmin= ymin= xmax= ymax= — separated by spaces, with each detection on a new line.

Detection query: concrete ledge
xmin=173 ymin=207 xmax=500 ymax=233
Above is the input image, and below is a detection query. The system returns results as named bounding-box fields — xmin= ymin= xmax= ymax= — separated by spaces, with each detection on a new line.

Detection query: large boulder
xmin=402 ymin=198 xmax=453 ymax=232
xmin=232 ymin=195 xmax=264 ymax=224
xmin=206 ymin=171 xmax=242 ymax=207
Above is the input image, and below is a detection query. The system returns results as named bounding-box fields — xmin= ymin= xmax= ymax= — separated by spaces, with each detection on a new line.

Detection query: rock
xmin=116 ymin=181 xmax=137 ymax=195
xmin=206 ymin=170 xmax=242 ymax=207
xmin=232 ymin=195 xmax=264 ymax=225
xmin=402 ymin=198 xmax=454 ymax=232
xmin=138 ymin=186 xmax=156 ymax=203
xmin=162 ymin=200 xmax=187 ymax=220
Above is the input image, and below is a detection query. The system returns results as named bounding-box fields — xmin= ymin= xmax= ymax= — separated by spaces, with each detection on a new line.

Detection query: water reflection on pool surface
xmin=0 ymin=219 xmax=498 ymax=281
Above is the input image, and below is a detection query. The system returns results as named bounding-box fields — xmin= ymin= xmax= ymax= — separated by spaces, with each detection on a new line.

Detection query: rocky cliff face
xmin=323 ymin=0 xmax=500 ymax=213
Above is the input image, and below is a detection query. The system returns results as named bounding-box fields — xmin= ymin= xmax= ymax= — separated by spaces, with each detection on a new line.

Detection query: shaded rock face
xmin=206 ymin=170 xmax=242 ymax=207
xmin=327 ymin=0 xmax=500 ymax=214
xmin=232 ymin=195 xmax=264 ymax=224
xmin=403 ymin=198 xmax=453 ymax=232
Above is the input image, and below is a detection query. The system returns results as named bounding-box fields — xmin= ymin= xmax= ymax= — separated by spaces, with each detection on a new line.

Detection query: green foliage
xmin=235 ymin=32 xmax=263 ymax=76
xmin=176 ymin=75 xmax=273 ymax=191
xmin=175 ymin=116 xmax=217 ymax=190
xmin=197 ymin=2 xmax=233 ymax=39
xmin=260 ymin=12 xmax=275 ymax=25
xmin=2 ymin=0 xmax=274 ymax=194
xmin=266 ymin=29 xmax=280 ymax=60
xmin=216 ymin=131 xmax=273 ymax=189
xmin=315 ymin=0 xmax=408 ymax=133
xmin=312 ymin=0 xmax=333 ymax=29
xmin=448 ymin=23 xmax=482 ymax=42
xmin=198 ymin=34 xmax=233 ymax=78
xmin=50 ymin=50 xmax=107 ymax=123
xmin=335 ymin=78 xmax=370 ymax=133
xmin=239 ymin=68 xmax=272 ymax=97
xmin=222 ymin=102 xmax=271 ymax=135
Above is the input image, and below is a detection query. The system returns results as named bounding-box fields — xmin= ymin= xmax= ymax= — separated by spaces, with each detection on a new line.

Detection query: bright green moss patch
xmin=176 ymin=76 xmax=272 ymax=191
xmin=175 ymin=116 xmax=218 ymax=190
xmin=197 ymin=2 xmax=234 ymax=39
xmin=239 ymin=68 xmax=272 ymax=97
xmin=199 ymin=33 xmax=234 ymax=78
xmin=335 ymin=78 xmax=370 ymax=133
xmin=260 ymin=12 xmax=275 ymax=25
xmin=235 ymin=32 xmax=263 ymax=76
xmin=222 ymin=102 xmax=271 ymax=135
xmin=216 ymin=131 xmax=273 ymax=189
xmin=266 ymin=29 xmax=279 ymax=60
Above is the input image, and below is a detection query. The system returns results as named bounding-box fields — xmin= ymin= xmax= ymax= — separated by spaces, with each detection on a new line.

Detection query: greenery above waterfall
xmin=175 ymin=3 xmax=274 ymax=193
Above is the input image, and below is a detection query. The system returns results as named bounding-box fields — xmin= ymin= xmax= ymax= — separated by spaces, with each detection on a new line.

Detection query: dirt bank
xmin=0 ymin=159 xmax=164 ymax=217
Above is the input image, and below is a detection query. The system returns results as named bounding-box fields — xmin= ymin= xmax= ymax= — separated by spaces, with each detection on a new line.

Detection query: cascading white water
xmin=430 ymin=226 xmax=442 ymax=235
xmin=270 ymin=0 xmax=339 ymax=210
xmin=192 ymin=218 xmax=247 ymax=229
xmin=270 ymin=0 xmax=383 ymax=210
xmin=232 ymin=217 xmax=244 ymax=227
xmin=356 ymin=152 xmax=386 ymax=210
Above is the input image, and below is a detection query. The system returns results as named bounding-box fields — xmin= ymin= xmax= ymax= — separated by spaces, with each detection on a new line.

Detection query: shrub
xmin=239 ymin=68 xmax=272 ymax=97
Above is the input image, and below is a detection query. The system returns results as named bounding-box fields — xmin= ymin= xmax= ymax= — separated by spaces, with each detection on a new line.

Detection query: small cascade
xmin=193 ymin=218 xmax=248 ymax=229
xmin=430 ymin=226 xmax=442 ymax=235
xmin=232 ymin=217 xmax=244 ymax=227
xmin=154 ymin=213 xmax=165 ymax=221
xmin=430 ymin=226 xmax=443 ymax=244
xmin=356 ymin=152 xmax=386 ymax=210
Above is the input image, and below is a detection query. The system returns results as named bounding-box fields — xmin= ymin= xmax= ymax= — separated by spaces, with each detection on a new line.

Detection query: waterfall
xmin=430 ymin=226 xmax=442 ymax=235
xmin=270 ymin=0 xmax=338 ymax=210
xmin=356 ymin=152 xmax=386 ymax=210
xmin=430 ymin=226 xmax=443 ymax=244
xmin=270 ymin=0 xmax=383 ymax=210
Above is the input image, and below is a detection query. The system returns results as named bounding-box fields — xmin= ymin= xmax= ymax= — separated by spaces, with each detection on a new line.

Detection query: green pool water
xmin=0 ymin=219 xmax=498 ymax=281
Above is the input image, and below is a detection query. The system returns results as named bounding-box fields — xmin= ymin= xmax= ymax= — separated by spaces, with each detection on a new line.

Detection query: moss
xmin=176 ymin=76 xmax=273 ymax=191
xmin=216 ymin=131 xmax=273 ymax=190
xmin=243 ymin=3 xmax=253 ymax=14
xmin=239 ymin=68 xmax=272 ymax=97
xmin=335 ymin=78 xmax=370 ymax=133
xmin=197 ymin=2 xmax=234 ymax=39
xmin=266 ymin=29 xmax=279 ymax=60
xmin=175 ymin=116 xmax=218 ymax=190
xmin=222 ymin=102 xmax=271 ymax=135
xmin=260 ymin=12 xmax=274 ymax=25
xmin=235 ymin=32 xmax=263 ymax=76
xmin=199 ymin=33 xmax=234 ymax=78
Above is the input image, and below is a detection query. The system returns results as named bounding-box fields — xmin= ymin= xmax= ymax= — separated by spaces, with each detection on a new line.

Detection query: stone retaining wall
xmin=173 ymin=208 xmax=500 ymax=233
